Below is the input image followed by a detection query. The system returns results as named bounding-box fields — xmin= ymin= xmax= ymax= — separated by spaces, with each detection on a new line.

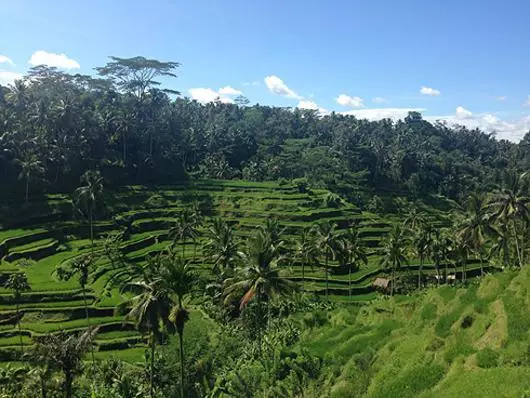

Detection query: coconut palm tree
xmin=429 ymin=231 xmax=450 ymax=286
xmin=379 ymin=225 xmax=408 ymax=295
xmin=402 ymin=207 xmax=427 ymax=232
xmin=451 ymin=234 xmax=471 ymax=283
xmin=261 ymin=218 xmax=286 ymax=246
xmin=457 ymin=193 xmax=498 ymax=275
xmin=55 ymin=254 xmax=97 ymax=357
xmin=162 ymin=256 xmax=196 ymax=398
xmin=413 ymin=223 xmax=434 ymax=289
xmin=14 ymin=152 xmax=45 ymax=204
xmin=72 ymin=170 xmax=104 ymax=255
xmin=169 ymin=209 xmax=200 ymax=258
xmin=313 ymin=223 xmax=340 ymax=299
xmin=4 ymin=273 xmax=30 ymax=353
xmin=340 ymin=227 xmax=368 ymax=301
xmin=487 ymin=171 xmax=529 ymax=267
xmin=118 ymin=265 xmax=174 ymax=398
xmin=203 ymin=219 xmax=242 ymax=278
xmin=224 ymin=230 xmax=295 ymax=318
xmin=30 ymin=328 xmax=98 ymax=398
xmin=293 ymin=227 xmax=318 ymax=293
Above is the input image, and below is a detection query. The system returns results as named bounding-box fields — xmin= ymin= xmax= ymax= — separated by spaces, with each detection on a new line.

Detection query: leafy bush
xmin=420 ymin=302 xmax=437 ymax=321
xmin=476 ymin=348 xmax=499 ymax=368
xmin=145 ymin=193 xmax=169 ymax=208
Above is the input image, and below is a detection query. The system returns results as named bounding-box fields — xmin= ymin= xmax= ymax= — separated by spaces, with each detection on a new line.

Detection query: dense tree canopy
xmin=0 ymin=57 xmax=528 ymax=205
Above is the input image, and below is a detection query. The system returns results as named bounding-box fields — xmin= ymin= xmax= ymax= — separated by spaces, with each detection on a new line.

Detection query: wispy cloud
xmin=264 ymin=75 xmax=302 ymax=99
xmin=420 ymin=86 xmax=441 ymax=96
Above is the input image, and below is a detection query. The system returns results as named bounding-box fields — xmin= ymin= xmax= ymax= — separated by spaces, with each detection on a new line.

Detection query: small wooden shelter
xmin=372 ymin=277 xmax=391 ymax=292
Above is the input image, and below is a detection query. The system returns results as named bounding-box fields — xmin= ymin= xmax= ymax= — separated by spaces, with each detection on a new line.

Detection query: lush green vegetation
xmin=0 ymin=56 xmax=528 ymax=397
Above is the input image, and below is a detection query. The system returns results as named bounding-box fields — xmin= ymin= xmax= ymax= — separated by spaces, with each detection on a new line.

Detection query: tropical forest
xmin=1 ymin=4 xmax=530 ymax=396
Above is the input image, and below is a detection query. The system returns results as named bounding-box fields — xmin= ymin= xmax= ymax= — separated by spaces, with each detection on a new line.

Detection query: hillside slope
xmin=301 ymin=266 xmax=530 ymax=397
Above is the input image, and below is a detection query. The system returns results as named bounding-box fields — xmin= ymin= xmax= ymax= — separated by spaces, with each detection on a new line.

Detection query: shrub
xmin=476 ymin=348 xmax=499 ymax=368
xmin=420 ymin=303 xmax=437 ymax=321
xmin=145 ymin=193 xmax=168 ymax=208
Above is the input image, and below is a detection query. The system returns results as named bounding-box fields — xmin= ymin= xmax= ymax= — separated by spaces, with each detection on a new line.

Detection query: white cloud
xmin=372 ymin=97 xmax=388 ymax=104
xmin=341 ymin=107 xmax=425 ymax=121
xmin=218 ymin=86 xmax=242 ymax=95
xmin=242 ymin=81 xmax=261 ymax=86
xmin=523 ymin=95 xmax=530 ymax=106
xmin=188 ymin=88 xmax=233 ymax=104
xmin=455 ymin=106 xmax=473 ymax=119
xmin=264 ymin=75 xmax=301 ymax=99
xmin=0 ymin=55 xmax=15 ymax=66
xmin=336 ymin=94 xmax=364 ymax=108
xmin=296 ymin=100 xmax=328 ymax=114
xmin=28 ymin=50 xmax=80 ymax=69
xmin=0 ymin=71 xmax=23 ymax=86
xmin=496 ymin=96 xmax=507 ymax=101
xmin=427 ymin=107 xmax=529 ymax=142
xmin=420 ymin=86 xmax=441 ymax=96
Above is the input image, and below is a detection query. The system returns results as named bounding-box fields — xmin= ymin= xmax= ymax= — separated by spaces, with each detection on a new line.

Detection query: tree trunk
xmin=348 ymin=265 xmax=352 ymax=302
xmin=16 ymin=301 xmax=23 ymax=354
xmin=64 ymin=371 xmax=73 ymax=398
xmin=418 ymin=255 xmax=423 ymax=289
xmin=150 ymin=331 xmax=156 ymax=398
xmin=512 ymin=220 xmax=522 ymax=267
xmin=301 ymin=261 xmax=305 ymax=293
xmin=391 ymin=266 xmax=395 ymax=296
xmin=89 ymin=207 xmax=94 ymax=256
xmin=325 ymin=253 xmax=329 ymax=299
xmin=178 ymin=330 xmax=185 ymax=398
xmin=436 ymin=263 xmax=440 ymax=287
xmin=40 ymin=374 xmax=47 ymax=398
xmin=25 ymin=174 xmax=29 ymax=204
xmin=82 ymin=284 xmax=96 ymax=365
xmin=182 ymin=236 xmax=186 ymax=258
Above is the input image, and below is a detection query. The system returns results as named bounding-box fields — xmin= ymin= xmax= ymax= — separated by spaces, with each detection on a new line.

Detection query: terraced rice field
xmin=0 ymin=180 xmax=497 ymax=363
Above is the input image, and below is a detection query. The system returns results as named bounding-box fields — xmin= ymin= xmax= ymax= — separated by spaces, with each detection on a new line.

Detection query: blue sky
xmin=1 ymin=0 xmax=529 ymax=141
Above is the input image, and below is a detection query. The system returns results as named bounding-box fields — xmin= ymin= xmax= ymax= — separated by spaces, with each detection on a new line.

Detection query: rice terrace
xmin=1 ymin=2 xmax=530 ymax=396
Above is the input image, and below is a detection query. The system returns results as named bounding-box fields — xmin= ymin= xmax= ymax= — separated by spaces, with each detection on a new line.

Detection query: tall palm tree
xmin=162 ymin=257 xmax=195 ymax=398
xmin=72 ymin=170 xmax=104 ymax=255
xmin=452 ymin=234 xmax=471 ymax=283
xmin=429 ymin=231 xmax=450 ymax=286
xmin=14 ymin=152 xmax=44 ymax=204
xmin=30 ymin=328 xmax=98 ymax=398
xmin=293 ymin=227 xmax=318 ymax=293
xmin=413 ymin=223 xmax=434 ymax=289
xmin=169 ymin=209 xmax=200 ymax=258
xmin=203 ymin=219 xmax=242 ymax=278
xmin=224 ymin=230 xmax=295 ymax=319
xmin=261 ymin=218 xmax=286 ymax=246
xmin=487 ymin=171 xmax=529 ymax=267
xmin=340 ymin=227 xmax=368 ymax=301
xmin=313 ymin=222 xmax=340 ymax=299
xmin=457 ymin=193 xmax=498 ymax=275
xmin=402 ymin=207 xmax=427 ymax=233
xmin=4 ymin=273 xmax=30 ymax=353
xmin=118 ymin=266 xmax=174 ymax=398
xmin=55 ymin=254 xmax=95 ymax=324
xmin=379 ymin=225 xmax=408 ymax=296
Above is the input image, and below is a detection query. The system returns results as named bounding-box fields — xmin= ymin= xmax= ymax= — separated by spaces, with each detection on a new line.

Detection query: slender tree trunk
xmin=16 ymin=301 xmax=23 ymax=354
xmin=64 ymin=371 xmax=73 ymax=398
xmin=89 ymin=207 xmax=94 ymax=256
xmin=418 ymin=255 xmax=423 ymax=289
xmin=182 ymin=236 xmax=185 ymax=258
xmin=301 ymin=261 xmax=305 ymax=293
xmin=82 ymin=283 xmax=96 ymax=365
xmin=150 ymin=331 xmax=156 ymax=398
xmin=390 ymin=264 xmax=396 ymax=297
xmin=325 ymin=254 xmax=329 ymax=299
xmin=512 ymin=220 xmax=522 ymax=267
xmin=178 ymin=330 xmax=185 ymax=398
xmin=479 ymin=254 xmax=484 ymax=276
xmin=348 ymin=265 xmax=352 ymax=302
xmin=40 ymin=374 xmax=47 ymax=398
xmin=25 ymin=175 xmax=29 ymax=204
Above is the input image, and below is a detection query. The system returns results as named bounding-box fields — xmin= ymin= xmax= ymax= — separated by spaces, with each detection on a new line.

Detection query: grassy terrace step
xmin=4 ymin=239 xmax=60 ymax=262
